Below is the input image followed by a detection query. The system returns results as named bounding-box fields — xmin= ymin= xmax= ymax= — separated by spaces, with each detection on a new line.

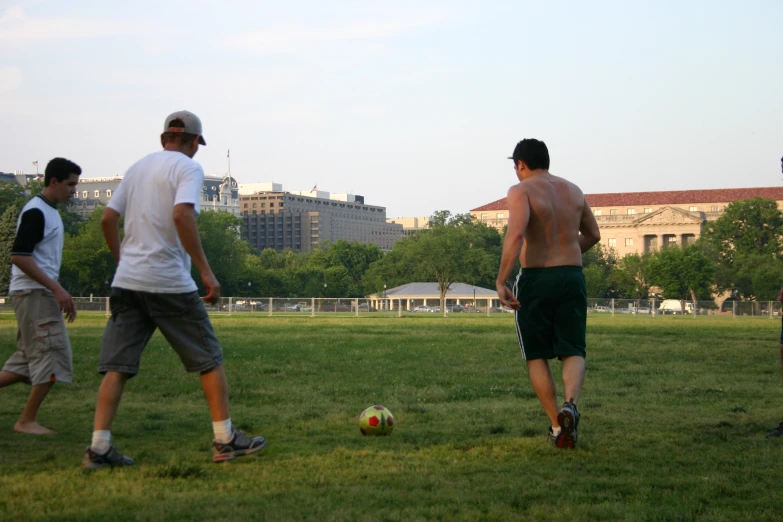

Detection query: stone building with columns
xmin=471 ymin=187 xmax=783 ymax=256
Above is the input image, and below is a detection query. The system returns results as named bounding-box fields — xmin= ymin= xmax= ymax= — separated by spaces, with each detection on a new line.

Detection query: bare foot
xmin=14 ymin=421 xmax=56 ymax=435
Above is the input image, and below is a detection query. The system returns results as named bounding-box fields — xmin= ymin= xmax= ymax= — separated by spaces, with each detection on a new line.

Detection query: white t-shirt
xmin=108 ymin=150 xmax=203 ymax=293
xmin=10 ymin=195 xmax=64 ymax=292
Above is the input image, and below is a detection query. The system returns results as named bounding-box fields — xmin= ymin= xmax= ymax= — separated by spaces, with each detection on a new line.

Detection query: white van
xmin=658 ymin=299 xmax=694 ymax=315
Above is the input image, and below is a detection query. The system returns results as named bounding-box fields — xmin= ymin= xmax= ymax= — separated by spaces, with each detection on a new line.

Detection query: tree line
xmin=0 ymin=179 xmax=780 ymax=302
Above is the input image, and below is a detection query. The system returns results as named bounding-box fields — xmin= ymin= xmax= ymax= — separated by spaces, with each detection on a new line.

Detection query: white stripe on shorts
xmin=512 ymin=268 xmax=526 ymax=360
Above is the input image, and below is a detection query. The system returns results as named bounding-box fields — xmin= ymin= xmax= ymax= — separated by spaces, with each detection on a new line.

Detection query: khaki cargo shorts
xmin=3 ymin=289 xmax=73 ymax=385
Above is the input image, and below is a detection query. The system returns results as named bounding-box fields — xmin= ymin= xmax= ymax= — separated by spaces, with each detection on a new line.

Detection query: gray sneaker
xmin=212 ymin=429 xmax=266 ymax=462
xmin=766 ymin=422 xmax=783 ymax=438
xmin=82 ymin=446 xmax=134 ymax=469
xmin=555 ymin=401 xmax=580 ymax=449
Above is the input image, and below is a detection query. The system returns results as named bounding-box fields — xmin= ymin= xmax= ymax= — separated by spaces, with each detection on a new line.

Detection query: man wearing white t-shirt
xmin=82 ymin=111 xmax=265 ymax=468
xmin=0 ymin=157 xmax=80 ymax=435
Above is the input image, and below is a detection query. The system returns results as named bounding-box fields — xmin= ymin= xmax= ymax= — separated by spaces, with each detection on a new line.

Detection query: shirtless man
xmin=496 ymin=139 xmax=601 ymax=449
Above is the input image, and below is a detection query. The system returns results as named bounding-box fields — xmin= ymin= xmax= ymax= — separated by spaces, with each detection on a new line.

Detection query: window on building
xmin=610 ymin=209 xmax=618 ymax=215
xmin=644 ymin=208 xmax=652 ymax=213
xmin=93 ymin=190 xmax=99 ymax=197
xmin=711 ymin=206 xmax=719 ymax=212
xmin=106 ymin=190 xmax=112 ymax=197
xmin=608 ymin=238 xmax=616 ymax=247
xmin=252 ymin=203 xmax=256 ymax=208
xmin=82 ymin=191 xmax=88 ymax=198
xmin=594 ymin=209 xmax=602 ymax=216
xmin=74 ymin=192 xmax=79 ymax=198
xmin=689 ymin=206 xmax=698 ymax=212
xmin=496 ymin=212 xmax=504 ymax=219
xmin=627 ymin=208 xmax=635 ymax=215
xmin=481 ymin=213 xmax=488 ymax=219
xmin=625 ymin=238 xmax=633 ymax=246
xmin=261 ymin=203 xmax=266 ymax=208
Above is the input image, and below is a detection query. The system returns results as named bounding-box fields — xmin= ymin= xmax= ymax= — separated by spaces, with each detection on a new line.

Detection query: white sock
xmin=551 ymin=426 xmax=562 ymax=436
xmin=91 ymin=430 xmax=112 ymax=453
xmin=213 ymin=419 xmax=233 ymax=443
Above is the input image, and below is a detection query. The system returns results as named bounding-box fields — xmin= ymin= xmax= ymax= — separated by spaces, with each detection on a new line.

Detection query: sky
xmin=1 ymin=0 xmax=782 ymax=218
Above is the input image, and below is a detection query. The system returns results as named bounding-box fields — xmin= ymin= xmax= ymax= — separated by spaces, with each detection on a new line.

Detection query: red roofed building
xmin=471 ymin=187 xmax=783 ymax=257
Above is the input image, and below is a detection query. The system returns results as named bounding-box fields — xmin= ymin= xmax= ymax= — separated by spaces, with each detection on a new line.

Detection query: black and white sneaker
xmin=82 ymin=446 xmax=134 ymax=469
xmin=212 ymin=429 xmax=266 ymax=462
xmin=555 ymin=401 xmax=580 ymax=449
xmin=766 ymin=422 xmax=783 ymax=438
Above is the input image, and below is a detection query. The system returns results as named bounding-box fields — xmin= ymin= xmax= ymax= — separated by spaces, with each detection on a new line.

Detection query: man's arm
xmin=10 ymin=256 xmax=76 ymax=322
xmin=101 ymin=207 xmax=122 ymax=264
xmin=495 ymin=185 xmax=530 ymax=309
xmin=578 ymin=199 xmax=601 ymax=253
xmin=172 ymin=203 xmax=220 ymax=304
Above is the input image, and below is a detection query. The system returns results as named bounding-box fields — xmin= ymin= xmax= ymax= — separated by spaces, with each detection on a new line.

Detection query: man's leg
xmin=93 ymin=371 xmax=129 ymax=431
xmin=561 ymin=355 xmax=586 ymax=405
xmin=200 ymin=365 xmax=229 ymax=422
xmin=526 ymin=359 xmax=559 ymax=429
xmin=15 ymin=382 xmax=55 ymax=435
xmin=0 ymin=369 xmax=29 ymax=388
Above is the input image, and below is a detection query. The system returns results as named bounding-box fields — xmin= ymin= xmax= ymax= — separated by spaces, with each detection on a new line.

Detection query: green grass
xmin=1 ymin=314 xmax=783 ymax=521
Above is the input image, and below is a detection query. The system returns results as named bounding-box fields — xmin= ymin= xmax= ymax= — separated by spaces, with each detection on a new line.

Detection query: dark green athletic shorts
xmin=513 ymin=266 xmax=587 ymax=361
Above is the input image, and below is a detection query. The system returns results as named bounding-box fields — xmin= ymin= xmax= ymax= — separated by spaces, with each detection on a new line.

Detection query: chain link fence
xmin=0 ymin=295 xmax=778 ymax=319
xmin=586 ymin=298 xmax=782 ymax=318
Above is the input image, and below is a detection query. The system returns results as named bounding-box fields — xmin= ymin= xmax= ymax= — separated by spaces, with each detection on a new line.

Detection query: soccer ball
xmin=359 ymin=405 xmax=394 ymax=436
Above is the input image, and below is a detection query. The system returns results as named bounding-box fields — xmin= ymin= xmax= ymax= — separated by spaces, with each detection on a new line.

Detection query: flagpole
xmin=227 ymin=149 xmax=231 ymax=175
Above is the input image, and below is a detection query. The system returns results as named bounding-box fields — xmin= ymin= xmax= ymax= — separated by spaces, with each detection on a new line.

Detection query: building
xmin=240 ymin=187 xmax=403 ymax=253
xmin=67 ymin=174 xmax=241 ymax=218
xmin=386 ymin=216 xmax=430 ymax=236
xmin=0 ymin=172 xmax=41 ymax=186
xmin=365 ymin=282 xmax=499 ymax=311
xmin=471 ymin=187 xmax=783 ymax=257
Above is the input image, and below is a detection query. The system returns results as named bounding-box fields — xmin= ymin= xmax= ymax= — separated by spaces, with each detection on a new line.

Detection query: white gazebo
xmin=366 ymin=282 xmax=499 ymax=311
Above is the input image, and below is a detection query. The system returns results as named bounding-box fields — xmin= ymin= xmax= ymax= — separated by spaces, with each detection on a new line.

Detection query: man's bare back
xmin=513 ymin=172 xmax=597 ymax=268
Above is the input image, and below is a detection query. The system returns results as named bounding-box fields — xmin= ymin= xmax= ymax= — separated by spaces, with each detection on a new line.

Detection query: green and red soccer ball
xmin=359 ymin=405 xmax=394 ymax=436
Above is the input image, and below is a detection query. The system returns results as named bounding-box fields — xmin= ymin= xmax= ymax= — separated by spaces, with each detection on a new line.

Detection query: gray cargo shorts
xmin=3 ymin=289 xmax=73 ymax=385
xmin=99 ymin=288 xmax=223 ymax=377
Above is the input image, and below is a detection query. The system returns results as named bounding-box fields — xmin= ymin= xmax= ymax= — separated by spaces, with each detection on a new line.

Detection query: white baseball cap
xmin=163 ymin=110 xmax=206 ymax=145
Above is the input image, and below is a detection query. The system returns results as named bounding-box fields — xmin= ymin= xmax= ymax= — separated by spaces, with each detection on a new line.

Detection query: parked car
xmin=631 ymin=307 xmax=651 ymax=315
xmin=593 ymin=306 xmax=611 ymax=313
xmin=446 ymin=305 xmax=465 ymax=313
xmin=489 ymin=306 xmax=512 ymax=313
xmin=357 ymin=303 xmax=377 ymax=312
xmin=462 ymin=306 xmax=481 ymax=313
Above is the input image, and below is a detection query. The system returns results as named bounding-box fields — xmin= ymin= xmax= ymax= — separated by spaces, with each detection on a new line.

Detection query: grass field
xmin=1 ymin=314 xmax=783 ymax=521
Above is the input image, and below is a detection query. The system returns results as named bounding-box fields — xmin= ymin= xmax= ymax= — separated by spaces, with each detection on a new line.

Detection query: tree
xmin=60 ymin=208 xmax=117 ymax=296
xmin=613 ymin=252 xmax=654 ymax=298
xmin=648 ymin=245 xmax=715 ymax=301
xmin=194 ymin=210 xmax=250 ymax=296
xmin=0 ymin=181 xmax=29 ymax=215
xmin=363 ymin=211 xmax=500 ymax=313
xmin=702 ymin=198 xmax=783 ymax=264
xmin=325 ymin=240 xmax=383 ymax=296
xmin=582 ymin=243 xmax=619 ymax=298
xmin=729 ymin=254 xmax=783 ymax=301
xmin=0 ymin=205 xmax=20 ymax=294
